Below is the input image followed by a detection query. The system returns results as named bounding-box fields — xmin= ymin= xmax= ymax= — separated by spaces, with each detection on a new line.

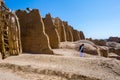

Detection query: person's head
xmin=81 ymin=44 xmax=84 ymax=46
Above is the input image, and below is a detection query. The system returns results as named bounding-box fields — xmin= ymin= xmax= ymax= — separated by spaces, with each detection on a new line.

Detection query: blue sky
xmin=4 ymin=0 xmax=120 ymax=39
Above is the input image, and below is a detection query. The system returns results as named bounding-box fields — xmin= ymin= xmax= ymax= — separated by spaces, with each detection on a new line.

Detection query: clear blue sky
xmin=4 ymin=0 xmax=120 ymax=39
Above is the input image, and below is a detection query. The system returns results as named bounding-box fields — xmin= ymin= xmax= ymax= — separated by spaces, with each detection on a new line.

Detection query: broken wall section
xmin=53 ymin=17 xmax=85 ymax=42
xmin=43 ymin=13 xmax=60 ymax=49
xmin=79 ymin=31 xmax=85 ymax=40
xmin=53 ymin=18 xmax=67 ymax=42
xmin=0 ymin=1 xmax=22 ymax=59
xmin=73 ymin=30 xmax=80 ymax=41
xmin=16 ymin=9 xmax=53 ymax=54
xmin=63 ymin=21 xmax=73 ymax=42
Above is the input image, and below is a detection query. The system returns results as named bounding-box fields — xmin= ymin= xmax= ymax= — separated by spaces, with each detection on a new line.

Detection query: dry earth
xmin=0 ymin=49 xmax=120 ymax=80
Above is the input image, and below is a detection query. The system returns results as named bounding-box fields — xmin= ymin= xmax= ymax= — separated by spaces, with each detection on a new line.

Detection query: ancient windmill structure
xmin=0 ymin=0 xmax=22 ymax=59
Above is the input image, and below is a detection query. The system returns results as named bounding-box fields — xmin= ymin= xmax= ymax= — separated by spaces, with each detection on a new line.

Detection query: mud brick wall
xmin=63 ymin=21 xmax=73 ymax=41
xmin=16 ymin=9 xmax=53 ymax=54
xmin=79 ymin=31 xmax=85 ymax=40
xmin=73 ymin=30 xmax=80 ymax=41
xmin=54 ymin=18 xmax=67 ymax=42
xmin=43 ymin=14 xmax=60 ymax=49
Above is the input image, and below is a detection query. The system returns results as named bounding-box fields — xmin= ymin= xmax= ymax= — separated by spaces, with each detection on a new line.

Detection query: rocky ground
xmin=0 ymin=49 xmax=120 ymax=80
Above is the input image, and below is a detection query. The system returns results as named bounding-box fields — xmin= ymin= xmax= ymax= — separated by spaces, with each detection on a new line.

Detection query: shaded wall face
xmin=54 ymin=18 xmax=67 ymax=42
xmin=63 ymin=22 xmax=73 ymax=42
xmin=79 ymin=31 xmax=85 ymax=40
xmin=0 ymin=42 xmax=1 ymax=52
xmin=16 ymin=9 xmax=53 ymax=54
xmin=68 ymin=26 xmax=73 ymax=41
xmin=77 ymin=31 xmax=81 ymax=40
xmin=73 ymin=30 xmax=80 ymax=41
xmin=43 ymin=14 xmax=60 ymax=49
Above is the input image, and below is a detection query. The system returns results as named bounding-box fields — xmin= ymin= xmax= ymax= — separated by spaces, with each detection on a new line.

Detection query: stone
xmin=91 ymin=39 xmax=106 ymax=46
xmin=99 ymin=46 xmax=109 ymax=57
xmin=115 ymin=49 xmax=120 ymax=56
xmin=106 ymin=42 xmax=120 ymax=56
xmin=43 ymin=13 xmax=60 ymax=48
xmin=16 ymin=9 xmax=53 ymax=54
xmin=109 ymin=47 xmax=115 ymax=53
xmin=108 ymin=37 xmax=120 ymax=43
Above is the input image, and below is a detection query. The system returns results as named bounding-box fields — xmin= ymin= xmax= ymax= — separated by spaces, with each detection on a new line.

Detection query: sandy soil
xmin=0 ymin=49 xmax=120 ymax=80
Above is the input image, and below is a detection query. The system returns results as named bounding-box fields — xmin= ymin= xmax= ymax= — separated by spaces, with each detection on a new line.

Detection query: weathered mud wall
xmin=68 ymin=26 xmax=74 ymax=42
xmin=53 ymin=17 xmax=85 ymax=42
xmin=0 ymin=1 xmax=22 ymax=59
xmin=0 ymin=42 xmax=1 ymax=52
xmin=43 ymin=14 xmax=60 ymax=49
xmin=77 ymin=31 xmax=81 ymax=40
xmin=73 ymin=30 xmax=80 ymax=41
xmin=79 ymin=31 xmax=85 ymax=40
xmin=8 ymin=12 xmax=22 ymax=55
xmin=16 ymin=9 xmax=53 ymax=54
xmin=54 ymin=18 xmax=67 ymax=42
xmin=63 ymin=21 xmax=73 ymax=41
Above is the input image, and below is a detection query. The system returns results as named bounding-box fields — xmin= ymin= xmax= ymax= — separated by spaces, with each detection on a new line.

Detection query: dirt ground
xmin=0 ymin=49 xmax=120 ymax=80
